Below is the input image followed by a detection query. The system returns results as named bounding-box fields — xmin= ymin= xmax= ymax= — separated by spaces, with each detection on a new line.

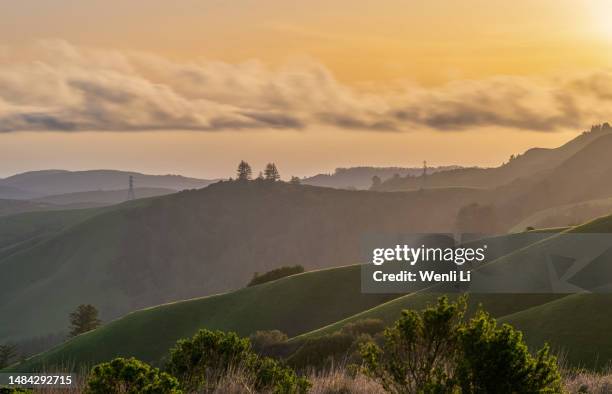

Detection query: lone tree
xmin=69 ymin=304 xmax=102 ymax=337
xmin=264 ymin=163 xmax=280 ymax=181
xmin=0 ymin=343 xmax=17 ymax=369
xmin=290 ymin=176 xmax=301 ymax=185
xmin=371 ymin=175 xmax=382 ymax=189
xmin=236 ymin=160 xmax=252 ymax=181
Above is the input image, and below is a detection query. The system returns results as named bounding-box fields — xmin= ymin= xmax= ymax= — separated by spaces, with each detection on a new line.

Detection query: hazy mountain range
xmin=4 ymin=124 xmax=612 ymax=371
xmin=302 ymin=165 xmax=462 ymax=190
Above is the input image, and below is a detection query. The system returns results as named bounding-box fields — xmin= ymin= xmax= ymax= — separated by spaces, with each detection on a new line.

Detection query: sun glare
xmin=588 ymin=0 xmax=612 ymax=40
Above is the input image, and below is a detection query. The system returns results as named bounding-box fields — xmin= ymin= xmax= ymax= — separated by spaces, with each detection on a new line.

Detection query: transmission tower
xmin=421 ymin=160 xmax=428 ymax=189
xmin=127 ymin=175 xmax=135 ymax=200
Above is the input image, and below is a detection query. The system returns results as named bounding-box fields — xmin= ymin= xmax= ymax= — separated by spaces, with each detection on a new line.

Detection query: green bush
xmin=248 ymin=265 xmax=305 ymax=287
xmin=166 ymin=328 xmax=309 ymax=393
xmin=340 ymin=318 xmax=385 ymax=337
xmin=361 ymin=296 xmax=562 ymax=393
xmin=250 ymin=329 xmax=289 ymax=354
xmin=456 ymin=310 xmax=561 ymax=393
xmin=85 ymin=357 xmax=181 ymax=394
xmin=0 ymin=388 xmax=32 ymax=394
xmin=288 ymin=333 xmax=355 ymax=369
xmin=252 ymin=356 xmax=311 ymax=394
xmin=166 ymin=329 xmax=253 ymax=391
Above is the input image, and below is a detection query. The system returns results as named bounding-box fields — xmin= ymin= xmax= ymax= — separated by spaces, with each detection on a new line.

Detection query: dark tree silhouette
xmin=371 ymin=175 xmax=382 ymax=189
xmin=236 ymin=160 xmax=253 ymax=181
xmin=69 ymin=304 xmax=102 ymax=337
xmin=264 ymin=163 xmax=280 ymax=181
xmin=290 ymin=176 xmax=301 ymax=185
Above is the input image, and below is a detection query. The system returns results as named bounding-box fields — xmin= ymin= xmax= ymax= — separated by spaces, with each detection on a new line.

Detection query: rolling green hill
xmin=4 ymin=230 xmax=557 ymax=371
xmin=501 ymin=294 xmax=612 ymax=369
xmin=6 ymin=264 xmax=398 ymax=371
xmin=294 ymin=215 xmax=612 ymax=368
xmin=0 ymin=181 xmax=482 ymax=344
xmin=33 ymin=187 xmax=176 ymax=206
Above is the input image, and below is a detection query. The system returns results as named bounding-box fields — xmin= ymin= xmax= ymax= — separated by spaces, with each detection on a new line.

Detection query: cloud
xmin=0 ymin=40 xmax=611 ymax=133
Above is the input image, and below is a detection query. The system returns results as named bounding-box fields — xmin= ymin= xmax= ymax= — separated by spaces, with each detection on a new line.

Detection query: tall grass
xmin=8 ymin=362 xmax=612 ymax=393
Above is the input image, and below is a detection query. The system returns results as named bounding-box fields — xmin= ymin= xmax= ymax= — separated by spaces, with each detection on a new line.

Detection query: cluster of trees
xmin=236 ymin=161 xmax=302 ymax=185
xmin=237 ymin=161 xmax=280 ymax=182
xmin=247 ymin=265 xmax=305 ymax=287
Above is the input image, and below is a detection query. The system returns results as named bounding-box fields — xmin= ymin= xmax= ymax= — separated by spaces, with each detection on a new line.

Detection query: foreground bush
xmin=361 ymin=296 xmax=562 ymax=393
xmin=250 ymin=329 xmax=289 ymax=354
xmin=85 ymin=357 xmax=181 ymax=394
xmin=248 ymin=265 xmax=305 ymax=287
xmin=166 ymin=329 xmax=252 ymax=391
xmin=166 ymin=329 xmax=309 ymax=393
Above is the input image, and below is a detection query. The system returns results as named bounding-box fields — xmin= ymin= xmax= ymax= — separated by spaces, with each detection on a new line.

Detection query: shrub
xmin=250 ymin=330 xmax=288 ymax=354
xmin=252 ymin=356 xmax=311 ymax=393
xmin=340 ymin=319 xmax=385 ymax=337
xmin=288 ymin=333 xmax=355 ymax=370
xmin=0 ymin=389 xmax=32 ymax=394
xmin=361 ymin=296 xmax=562 ymax=393
xmin=166 ymin=329 xmax=253 ymax=391
xmin=85 ymin=357 xmax=181 ymax=394
xmin=248 ymin=265 xmax=305 ymax=287
xmin=166 ymin=328 xmax=309 ymax=393
xmin=456 ymin=310 xmax=561 ymax=393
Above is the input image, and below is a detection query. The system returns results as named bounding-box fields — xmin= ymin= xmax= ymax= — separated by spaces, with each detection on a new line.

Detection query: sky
xmin=1 ymin=0 xmax=612 ymax=179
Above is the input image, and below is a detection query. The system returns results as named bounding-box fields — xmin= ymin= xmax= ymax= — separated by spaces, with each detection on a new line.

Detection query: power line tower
xmin=421 ymin=160 xmax=428 ymax=189
xmin=127 ymin=175 xmax=135 ymax=201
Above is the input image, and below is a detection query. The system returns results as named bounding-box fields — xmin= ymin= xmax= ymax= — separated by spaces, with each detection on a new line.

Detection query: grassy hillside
xmin=0 ymin=181 xmax=481 ymax=344
xmin=0 ymin=169 xmax=215 ymax=196
xmin=508 ymin=197 xmax=612 ymax=233
xmin=501 ymin=294 xmax=612 ymax=369
xmin=0 ymin=208 xmax=102 ymax=259
xmin=34 ymin=187 xmax=176 ymax=206
xmin=6 ymin=265 xmax=398 ymax=371
xmin=376 ymin=124 xmax=612 ymax=191
xmin=5 ymin=230 xmax=553 ymax=371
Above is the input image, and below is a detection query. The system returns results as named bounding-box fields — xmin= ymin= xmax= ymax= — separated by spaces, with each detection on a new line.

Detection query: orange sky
xmin=1 ymin=0 xmax=611 ymax=178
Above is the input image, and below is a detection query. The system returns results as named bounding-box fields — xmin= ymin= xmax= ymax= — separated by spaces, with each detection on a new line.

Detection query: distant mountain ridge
xmin=303 ymin=165 xmax=462 ymax=189
xmin=0 ymin=170 xmax=217 ymax=199
xmin=376 ymin=123 xmax=612 ymax=191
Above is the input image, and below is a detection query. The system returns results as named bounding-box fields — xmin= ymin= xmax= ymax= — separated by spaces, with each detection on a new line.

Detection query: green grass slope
xmin=7 ymin=264 xmax=397 ymax=371
xmin=7 ymin=230 xmax=553 ymax=371
xmin=0 ymin=181 xmax=482 ymax=343
xmin=296 ymin=215 xmax=612 ymax=367
xmin=501 ymin=294 xmax=612 ymax=369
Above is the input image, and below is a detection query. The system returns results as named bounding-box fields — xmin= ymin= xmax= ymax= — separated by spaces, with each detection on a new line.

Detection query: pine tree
xmin=264 ymin=163 xmax=280 ymax=181
xmin=236 ymin=160 xmax=252 ymax=181
xmin=69 ymin=304 xmax=102 ymax=337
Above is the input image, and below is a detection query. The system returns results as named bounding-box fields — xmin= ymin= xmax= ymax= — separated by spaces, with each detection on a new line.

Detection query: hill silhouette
xmin=376 ymin=123 xmax=612 ymax=191
xmin=0 ymin=181 xmax=481 ymax=344
xmin=33 ymin=187 xmax=176 ymax=206
xmin=0 ymin=169 xmax=215 ymax=197
xmin=303 ymin=166 xmax=460 ymax=190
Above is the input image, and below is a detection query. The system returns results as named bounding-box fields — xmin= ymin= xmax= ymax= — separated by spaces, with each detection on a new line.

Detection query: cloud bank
xmin=0 ymin=40 xmax=611 ymax=133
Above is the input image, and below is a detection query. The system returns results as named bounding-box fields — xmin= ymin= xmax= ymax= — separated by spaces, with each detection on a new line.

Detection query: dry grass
xmin=307 ymin=367 xmax=384 ymax=394
xmin=562 ymin=367 xmax=612 ymax=394
xmin=9 ymin=364 xmax=612 ymax=393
